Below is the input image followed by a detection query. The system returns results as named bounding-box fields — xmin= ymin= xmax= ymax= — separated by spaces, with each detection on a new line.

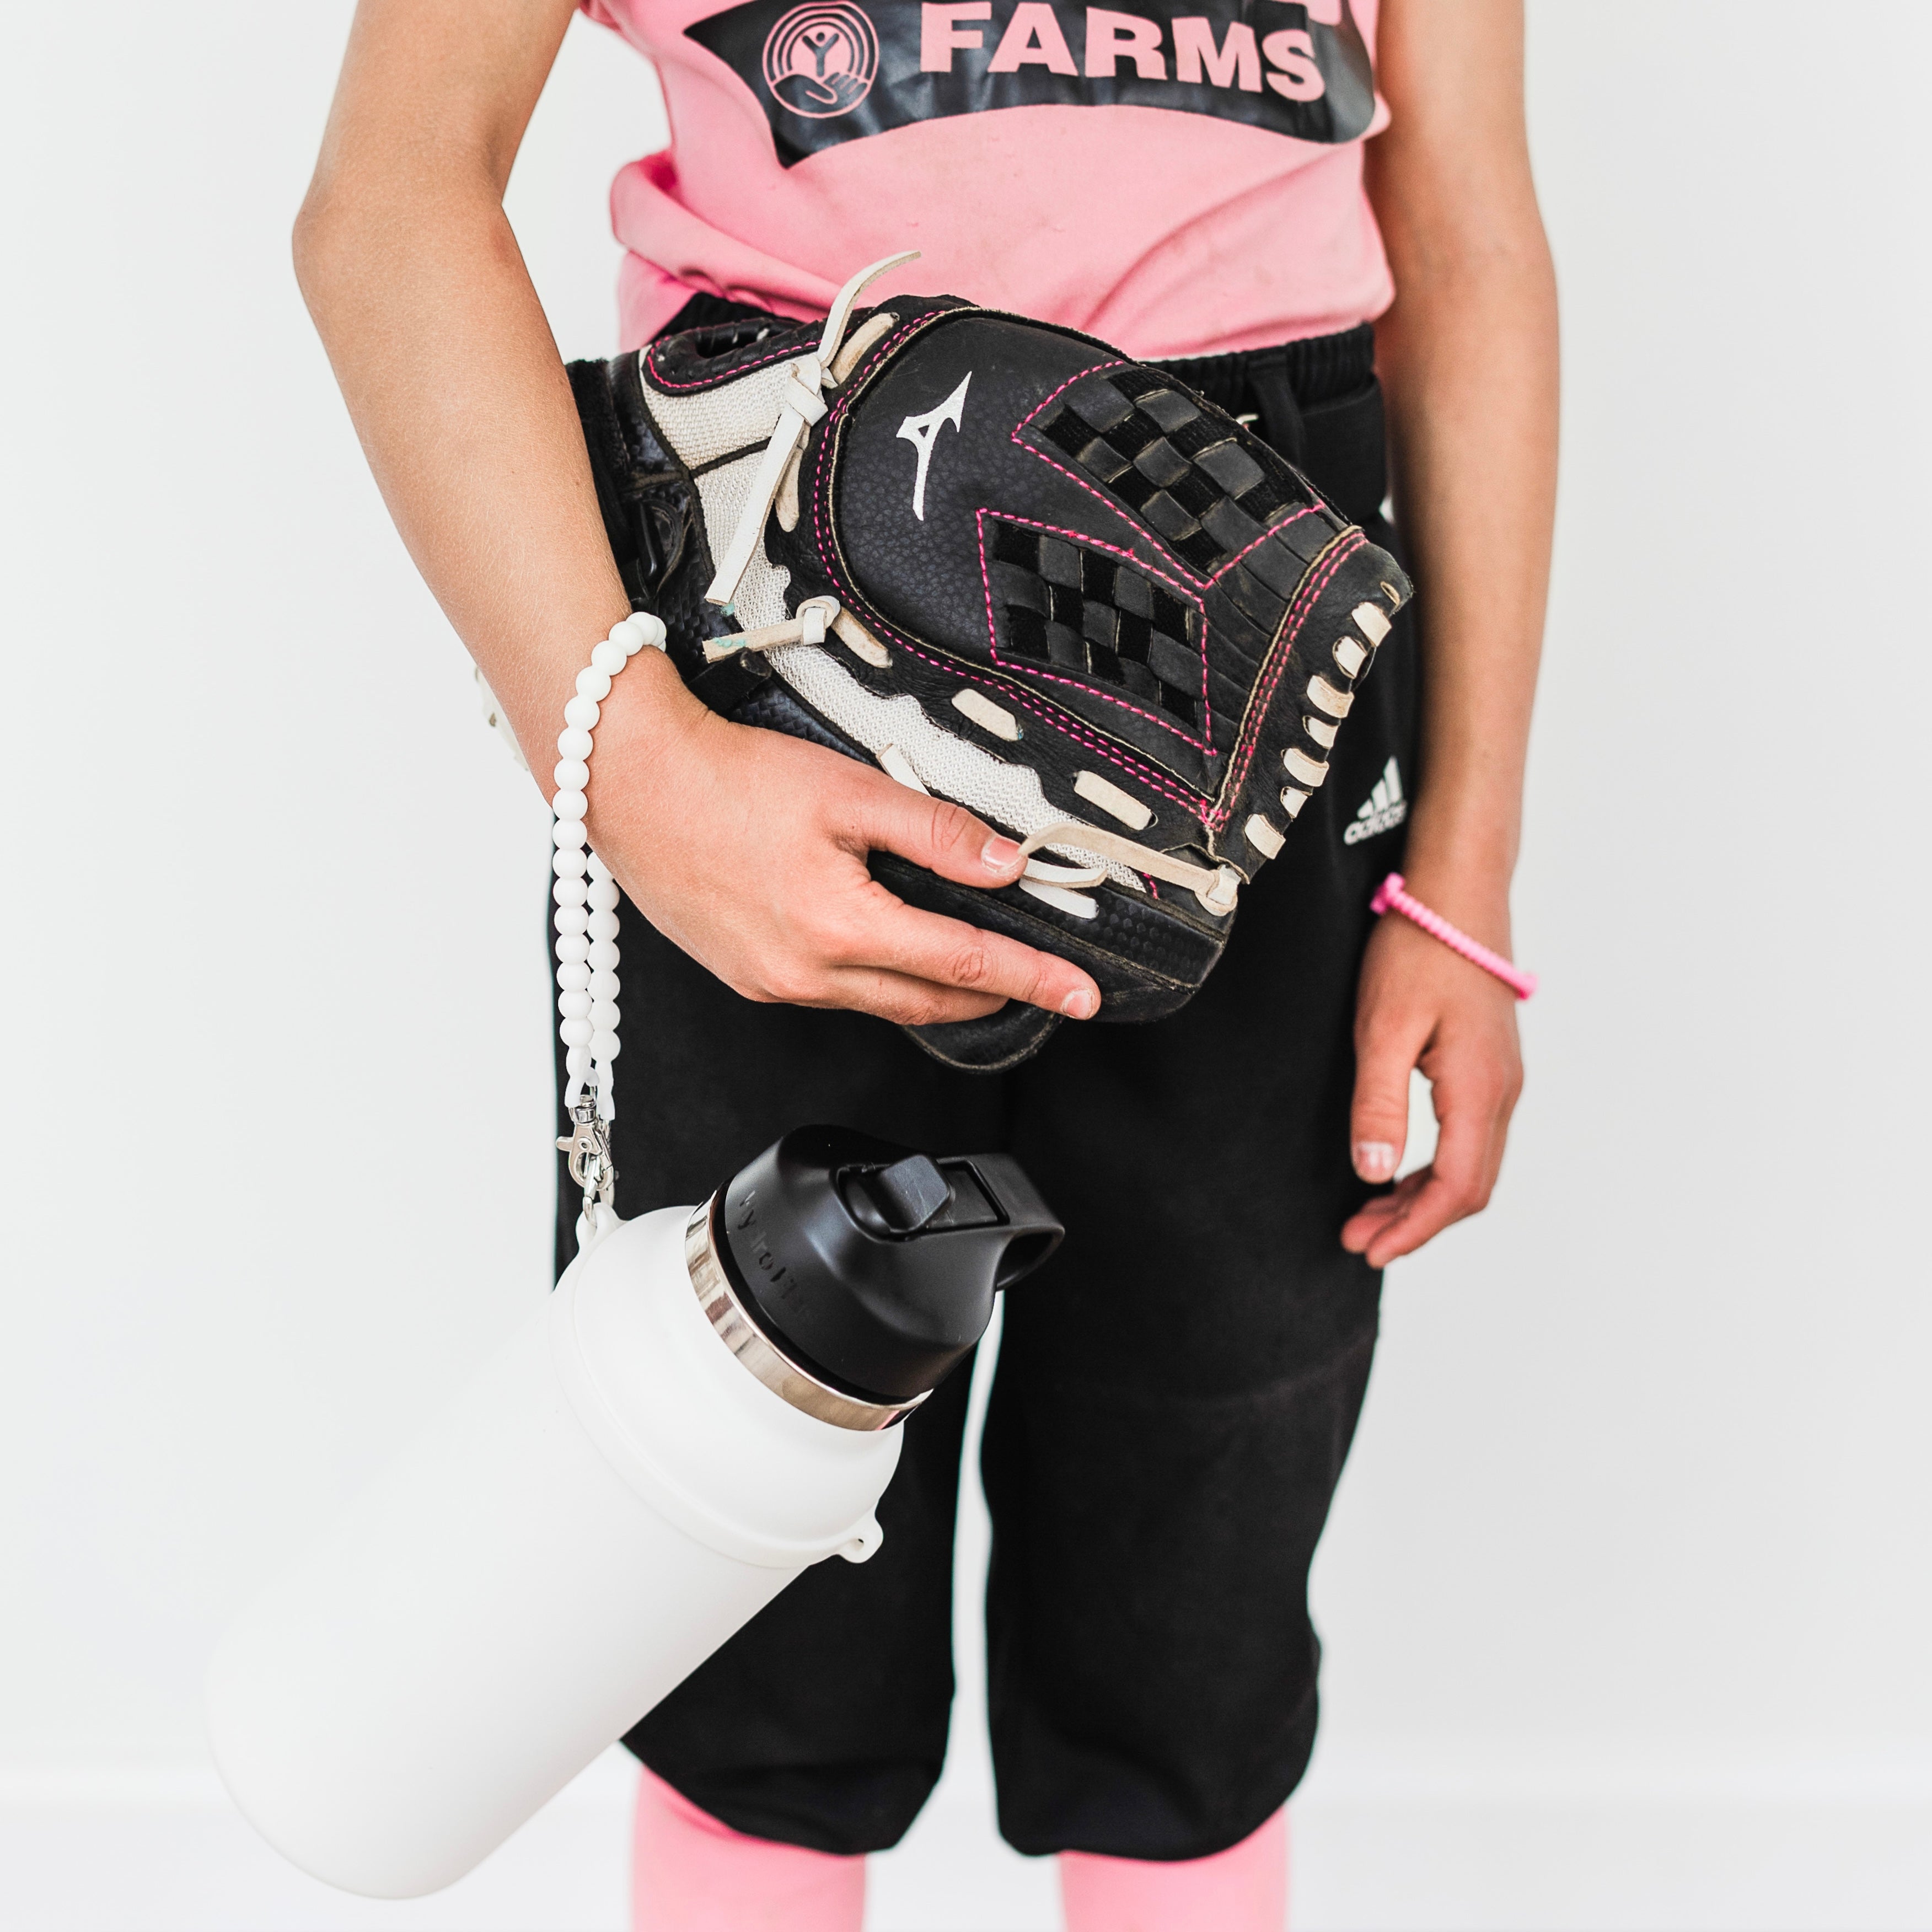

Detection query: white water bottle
xmin=205 ymin=1126 xmax=1060 ymax=1899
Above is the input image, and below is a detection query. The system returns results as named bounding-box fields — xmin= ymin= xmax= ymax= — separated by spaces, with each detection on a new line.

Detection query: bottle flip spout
xmin=713 ymin=1126 xmax=1064 ymax=1407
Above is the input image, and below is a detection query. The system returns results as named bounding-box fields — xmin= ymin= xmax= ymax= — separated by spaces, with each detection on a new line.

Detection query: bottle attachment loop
xmin=549 ymin=609 xmax=669 ymax=1243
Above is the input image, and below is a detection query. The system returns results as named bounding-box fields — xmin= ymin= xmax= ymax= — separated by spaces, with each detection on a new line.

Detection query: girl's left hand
xmin=1340 ymin=903 xmax=1524 ymax=1268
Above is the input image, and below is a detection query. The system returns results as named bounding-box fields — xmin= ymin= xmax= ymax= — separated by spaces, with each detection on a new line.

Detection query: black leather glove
xmin=568 ymin=264 xmax=1408 ymax=1071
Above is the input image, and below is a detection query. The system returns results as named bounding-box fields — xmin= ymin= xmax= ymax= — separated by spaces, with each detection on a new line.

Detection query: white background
xmin=2 ymin=4 xmax=1929 ymax=1928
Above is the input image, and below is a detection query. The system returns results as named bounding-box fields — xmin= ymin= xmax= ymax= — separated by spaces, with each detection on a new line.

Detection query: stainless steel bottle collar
xmin=685 ymin=1196 xmax=928 ymax=1432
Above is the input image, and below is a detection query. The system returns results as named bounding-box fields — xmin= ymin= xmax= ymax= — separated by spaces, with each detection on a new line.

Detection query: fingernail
xmin=982 ymin=835 xmax=1022 ymax=873
xmin=1355 ymin=1140 xmax=1397 ymax=1183
xmin=1061 ymin=988 xmax=1098 ymax=1019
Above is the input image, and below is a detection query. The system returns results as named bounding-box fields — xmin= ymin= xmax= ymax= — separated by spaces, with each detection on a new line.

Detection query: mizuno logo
xmin=897 ymin=373 xmax=972 ymax=520
xmin=1344 ymin=756 xmax=1406 ymax=844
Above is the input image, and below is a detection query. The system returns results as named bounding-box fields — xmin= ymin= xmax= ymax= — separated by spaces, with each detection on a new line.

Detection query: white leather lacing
xmin=711 ymin=621 xmax=1239 ymax=909
xmin=702 ymin=596 xmax=840 ymax=662
xmin=702 ymin=250 xmax=919 ymax=614
xmin=1017 ymin=823 xmax=1242 ymax=914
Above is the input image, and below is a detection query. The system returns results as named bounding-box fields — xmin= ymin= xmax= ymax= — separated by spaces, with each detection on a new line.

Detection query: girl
xmin=293 ymin=2 xmax=1554 ymax=1923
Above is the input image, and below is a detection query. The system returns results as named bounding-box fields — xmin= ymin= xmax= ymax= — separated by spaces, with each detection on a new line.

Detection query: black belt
xmin=1156 ymin=324 xmax=1384 ymax=529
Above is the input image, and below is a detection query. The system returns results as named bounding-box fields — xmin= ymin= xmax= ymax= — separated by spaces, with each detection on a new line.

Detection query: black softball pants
xmin=556 ymin=319 xmax=1418 ymax=1863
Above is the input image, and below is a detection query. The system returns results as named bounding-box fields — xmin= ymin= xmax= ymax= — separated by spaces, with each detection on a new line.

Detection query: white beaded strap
xmin=551 ymin=609 xmax=668 ymax=1247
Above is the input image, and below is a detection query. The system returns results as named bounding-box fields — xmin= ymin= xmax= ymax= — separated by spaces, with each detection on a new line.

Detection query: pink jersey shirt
xmin=583 ymin=0 xmax=1391 ymax=360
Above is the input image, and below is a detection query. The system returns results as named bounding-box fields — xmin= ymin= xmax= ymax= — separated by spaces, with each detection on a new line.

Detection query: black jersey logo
xmin=688 ymin=0 xmax=1375 ymax=167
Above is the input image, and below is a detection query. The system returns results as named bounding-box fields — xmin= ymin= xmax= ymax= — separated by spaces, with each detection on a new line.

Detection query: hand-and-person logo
xmin=760 ymin=3 xmax=881 ymax=117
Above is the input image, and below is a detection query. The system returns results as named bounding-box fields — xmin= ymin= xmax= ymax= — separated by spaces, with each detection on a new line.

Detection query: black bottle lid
xmin=714 ymin=1126 xmax=1064 ymax=1405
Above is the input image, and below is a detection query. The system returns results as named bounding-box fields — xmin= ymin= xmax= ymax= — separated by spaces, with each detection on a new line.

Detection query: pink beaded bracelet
xmin=1370 ymin=873 xmax=1537 ymax=1001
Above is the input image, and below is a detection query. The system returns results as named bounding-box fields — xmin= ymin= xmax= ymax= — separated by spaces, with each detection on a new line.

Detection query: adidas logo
xmin=1344 ymin=758 xmax=1407 ymax=844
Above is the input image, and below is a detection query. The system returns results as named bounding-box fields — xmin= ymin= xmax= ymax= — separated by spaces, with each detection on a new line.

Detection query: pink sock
xmin=630 ymin=1766 xmax=866 ymax=1932
xmin=1060 ymin=1807 xmax=1288 ymax=1932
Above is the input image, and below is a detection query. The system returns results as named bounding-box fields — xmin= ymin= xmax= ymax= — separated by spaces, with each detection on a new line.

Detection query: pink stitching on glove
xmin=1371 ymin=873 xmax=1538 ymax=1000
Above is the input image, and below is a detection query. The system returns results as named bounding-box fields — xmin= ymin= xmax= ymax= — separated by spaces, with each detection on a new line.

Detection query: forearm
xmin=1375 ymin=253 xmax=1555 ymax=941
xmin=292 ymin=2 xmax=693 ymax=791
xmin=1366 ymin=0 xmax=1557 ymax=951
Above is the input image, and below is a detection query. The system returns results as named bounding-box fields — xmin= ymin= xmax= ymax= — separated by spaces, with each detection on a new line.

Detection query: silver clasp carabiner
xmin=557 ymin=1093 xmax=616 ymax=1226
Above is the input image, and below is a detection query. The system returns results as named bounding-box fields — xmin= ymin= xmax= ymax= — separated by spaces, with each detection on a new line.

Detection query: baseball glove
xmin=567 ymin=255 xmax=1410 ymax=1071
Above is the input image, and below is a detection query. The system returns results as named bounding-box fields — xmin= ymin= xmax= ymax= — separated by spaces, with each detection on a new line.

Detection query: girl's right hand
xmin=570 ymin=651 xmax=1102 ymax=1029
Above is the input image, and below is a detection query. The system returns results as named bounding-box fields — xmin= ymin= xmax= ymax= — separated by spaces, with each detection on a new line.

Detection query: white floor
xmin=6 ymin=1748 xmax=1932 ymax=1932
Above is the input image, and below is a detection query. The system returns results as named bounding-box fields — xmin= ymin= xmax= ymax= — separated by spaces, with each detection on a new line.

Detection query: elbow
xmin=291 ymin=151 xmax=394 ymax=323
xmin=292 ymin=162 xmax=503 ymax=326
xmin=1396 ymin=219 xmax=1555 ymax=303
xmin=291 ymin=183 xmax=352 ymax=320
